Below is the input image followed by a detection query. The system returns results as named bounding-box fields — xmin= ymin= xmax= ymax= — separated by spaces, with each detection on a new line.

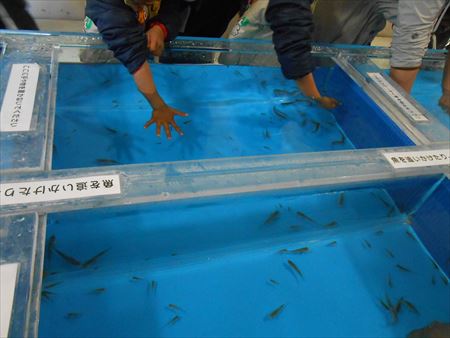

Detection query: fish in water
xmin=268 ymin=279 xmax=279 ymax=286
xmin=46 ymin=235 xmax=56 ymax=261
xmin=90 ymin=288 xmax=106 ymax=294
xmin=385 ymin=249 xmax=395 ymax=258
xmin=327 ymin=241 xmax=337 ymax=247
xmin=264 ymin=210 xmax=280 ymax=225
xmin=55 ymin=249 xmax=81 ymax=266
xmin=287 ymin=259 xmax=304 ymax=278
xmin=82 ymin=248 xmax=110 ymax=268
xmin=442 ymin=275 xmax=449 ymax=286
xmin=405 ymin=230 xmax=417 ymax=241
xmin=430 ymin=259 xmax=439 ymax=270
xmin=401 ymin=299 xmax=419 ymax=315
xmin=65 ymin=312 xmax=81 ymax=320
xmin=263 ymin=128 xmax=271 ymax=139
xmin=131 ymin=276 xmax=143 ymax=281
xmin=324 ymin=221 xmax=337 ymax=228
xmin=278 ymin=247 xmax=309 ymax=254
xmin=363 ymin=240 xmax=372 ymax=249
xmin=331 ymin=131 xmax=346 ymax=145
xmin=296 ymin=211 xmax=317 ymax=224
xmin=311 ymin=120 xmax=321 ymax=133
xmin=166 ymin=315 xmax=181 ymax=326
xmin=41 ymin=290 xmax=55 ymax=301
xmin=267 ymin=304 xmax=286 ymax=320
xmin=388 ymin=274 xmax=393 ymax=288
xmin=338 ymin=192 xmax=345 ymax=207
xmin=273 ymin=89 xmax=297 ymax=97
xmin=167 ymin=304 xmax=185 ymax=313
xmin=44 ymin=281 xmax=62 ymax=289
xmin=379 ymin=294 xmax=402 ymax=323
xmin=396 ymin=264 xmax=412 ymax=273
xmin=183 ymin=120 xmax=192 ymax=125
xmin=263 ymin=146 xmax=272 ymax=150
xmin=273 ymin=107 xmax=288 ymax=119
xmin=96 ymin=158 xmax=120 ymax=165
xmin=104 ymin=126 xmax=117 ymax=134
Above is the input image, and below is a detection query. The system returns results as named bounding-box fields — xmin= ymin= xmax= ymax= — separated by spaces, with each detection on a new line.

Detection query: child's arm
xmin=85 ymin=0 xmax=187 ymax=139
xmin=265 ymin=0 xmax=338 ymax=109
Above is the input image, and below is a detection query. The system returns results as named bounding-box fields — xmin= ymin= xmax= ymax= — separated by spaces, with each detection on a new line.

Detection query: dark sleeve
xmin=265 ymin=0 xmax=314 ymax=79
xmin=150 ymin=0 xmax=188 ymax=41
xmin=86 ymin=0 xmax=147 ymax=74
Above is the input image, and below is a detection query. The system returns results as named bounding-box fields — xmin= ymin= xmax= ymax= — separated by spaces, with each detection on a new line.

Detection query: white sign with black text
xmin=367 ymin=72 xmax=428 ymax=122
xmin=0 ymin=175 xmax=121 ymax=206
xmin=0 ymin=63 xmax=40 ymax=132
xmin=383 ymin=149 xmax=450 ymax=169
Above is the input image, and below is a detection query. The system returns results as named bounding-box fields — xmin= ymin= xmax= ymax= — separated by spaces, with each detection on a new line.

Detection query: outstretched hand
xmin=144 ymin=105 xmax=188 ymax=139
xmin=316 ymin=96 xmax=340 ymax=109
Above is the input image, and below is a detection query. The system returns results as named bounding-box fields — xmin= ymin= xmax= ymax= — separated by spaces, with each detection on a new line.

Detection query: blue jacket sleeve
xmin=265 ymin=0 xmax=314 ymax=80
xmin=86 ymin=0 xmax=148 ymax=74
xmin=86 ymin=0 xmax=186 ymax=74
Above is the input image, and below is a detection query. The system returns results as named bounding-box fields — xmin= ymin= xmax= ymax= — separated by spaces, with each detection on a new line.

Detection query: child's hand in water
xmin=144 ymin=105 xmax=188 ymax=139
xmin=316 ymin=96 xmax=340 ymax=109
xmin=147 ymin=25 xmax=165 ymax=57
xmin=439 ymin=89 xmax=450 ymax=113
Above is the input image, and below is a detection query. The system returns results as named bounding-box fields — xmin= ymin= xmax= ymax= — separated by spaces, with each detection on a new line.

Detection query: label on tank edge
xmin=0 ymin=174 xmax=121 ymax=206
xmin=0 ymin=64 xmax=40 ymax=132
xmin=383 ymin=149 xmax=450 ymax=169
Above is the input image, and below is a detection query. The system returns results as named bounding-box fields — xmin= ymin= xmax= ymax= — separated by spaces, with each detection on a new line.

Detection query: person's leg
xmin=0 ymin=0 xmax=38 ymax=30
xmin=313 ymin=0 xmax=386 ymax=45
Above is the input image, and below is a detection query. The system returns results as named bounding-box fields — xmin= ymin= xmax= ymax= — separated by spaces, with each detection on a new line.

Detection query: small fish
xmin=401 ymin=299 xmax=419 ymax=314
xmin=289 ymin=225 xmax=301 ymax=232
xmin=405 ymin=231 xmax=417 ymax=241
xmin=46 ymin=235 xmax=56 ymax=261
xmin=311 ymin=120 xmax=321 ymax=133
xmin=273 ymin=107 xmax=288 ymax=119
xmin=112 ymin=100 xmax=119 ymax=107
xmin=331 ymin=131 xmax=346 ymax=145
xmin=287 ymin=259 xmax=304 ymax=278
xmin=375 ymin=230 xmax=384 ymax=236
xmin=385 ymin=249 xmax=395 ymax=258
xmin=65 ymin=312 xmax=81 ymax=320
xmin=363 ymin=240 xmax=372 ymax=249
xmin=442 ymin=275 xmax=449 ymax=286
xmin=166 ymin=315 xmax=181 ymax=326
xmin=273 ymin=89 xmax=297 ymax=97
xmin=263 ymin=146 xmax=272 ymax=150
xmin=263 ymin=128 xmax=271 ymax=139
xmin=151 ymin=280 xmax=157 ymax=292
xmin=104 ymin=126 xmax=117 ymax=134
xmin=405 ymin=215 xmax=414 ymax=225
xmin=388 ymin=274 xmax=393 ymax=288
xmin=396 ymin=264 xmax=412 ymax=273
xmin=326 ymin=241 xmax=337 ymax=247
xmin=131 ymin=276 xmax=143 ymax=281
xmin=379 ymin=298 xmax=390 ymax=311
xmin=167 ymin=304 xmax=185 ymax=313
xmin=278 ymin=247 xmax=309 ymax=254
xmin=338 ymin=192 xmax=345 ymax=207
xmin=82 ymin=248 xmax=110 ymax=268
xmin=281 ymin=100 xmax=296 ymax=106
xmin=430 ymin=259 xmax=439 ymax=270
xmin=90 ymin=288 xmax=106 ymax=294
xmin=183 ymin=120 xmax=192 ymax=125
xmin=55 ymin=249 xmax=81 ymax=266
xmin=41 ymin=290 xmax=55 ymax=300
xmin=324 ymin=221 xmax=337 ymax=228
xmin=387 ymin=207 xmax=396 ymax=217
xmin=44 ymin=281 xmax=62 ymax=289
xmin=268 ymin=279 xmax=279 ymax=286
xmin=432 ymin=275 xmax=436 ymax=285
xmin=96 ymin=158 xmax=120 ymax=165
xmin=267 ymin=304 xmax=286 ymax=320
xmin=260 ymin=80 xmax=267 ymax=89
xmin=296 ymin=211 xmax=316 ymax=224
xmin=264 ymin=210 xmax=280 ymax=225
